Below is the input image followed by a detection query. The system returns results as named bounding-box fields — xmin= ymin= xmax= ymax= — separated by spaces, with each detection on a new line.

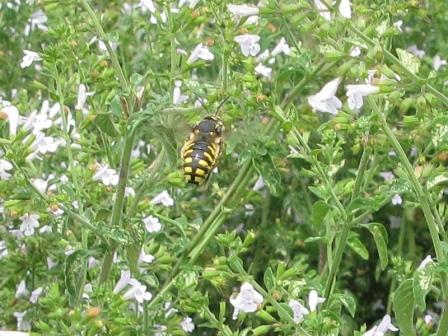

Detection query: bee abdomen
xmin=183 ymin=141 xmax=216 ymax=185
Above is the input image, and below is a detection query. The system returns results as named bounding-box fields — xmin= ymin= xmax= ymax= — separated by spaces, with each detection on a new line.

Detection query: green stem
xmin=79 ymin=0 xmax=130 ymax=94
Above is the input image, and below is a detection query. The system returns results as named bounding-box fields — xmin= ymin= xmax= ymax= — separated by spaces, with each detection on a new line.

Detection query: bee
xmin=180 ymin=116 xmax=224 ymax=185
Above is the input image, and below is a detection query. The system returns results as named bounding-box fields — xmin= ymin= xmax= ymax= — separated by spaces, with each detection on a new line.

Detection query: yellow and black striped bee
xmin=180 ymin=116 xmax=224 ymax=185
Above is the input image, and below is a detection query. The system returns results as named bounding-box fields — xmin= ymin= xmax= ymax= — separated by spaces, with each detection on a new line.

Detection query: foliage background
xmin=1 ymin=0 xmax=448 ymax=335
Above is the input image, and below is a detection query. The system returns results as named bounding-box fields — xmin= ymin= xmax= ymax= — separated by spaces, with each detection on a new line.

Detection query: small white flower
xmin=30 ymin=133 xmax=62 ymax=155
xmin=234 ymin=34 xmax=261 ymax=57
xmin=83 ymin=283 xmax=93 ymax=300
xmin=338 ymin=0 xmax=351 ymax=19
xmin=88 ymin=256 xmax=100 ymax=269
xmin=123 ymin=279 xmax=152 ymax=303
xmin=20 ymin=50 xmax=41 ymax=68
xmin=308 ymin=78 xmax=342 ymax=115
xmin=179 ymin=0 xmax=200 ymax=9
xmin=113 ymin=270 xmax=133 ymax=294
xmin=125 ymin=186 xmax=135 ymax=197
xmin=418 ymin=255 xmax=434 ymax=270
xmin=39 ymin=225 xmax=52 ymax=234
xmin=350 ymin=46 xmax=361 ymax=57
xmin=255 ymin=64 xmax=272 ymax=79
xmin=180 ymin=316 xmax=195 ymax=333
xmin=13 ymin=311 xmax=31 ymax=331
xmin=30 ymin=287 xmax=43 ymax=304
xmin=391 ymin=194 xmax=402 ymax=206
xmin=0 ymin=159 xmax=13 ymax=180
xmin=271 ymin=37 xmax=291 ymax=57
xmin=433 ymin=55 xmax=447 ymax=71
xmin=0 ymin=101 xmax=20 ymax=136
xmin=65 ymin=248 xmax=76 ymax=256
xmin=173 ymin=80 xmax=189 ymax=105
xmin=345 ymin=84 xmax=379 ymax=112
xmin=253 ymin=176 xmax=265 ymax=191
xmin=363 ymin=314 xmax=398 ymax=336
xmin=143 ymin=215 xmax=162 ymax=233
xmin=407 ymin=44 xmax=426 ymax=59
xmin=424 ymin=314 xmax=433 ymax=325
xmin=379 ymin=171 xmax=395 ymax=181
xmin=228 ymin=4 xmax=260 ymax=17
xmin=19 ymin=213 xmax=39 ymax=236
xmin=393 ymin=20 xmax=403 ymax=32
xmin=15 ymin=280 xmax=28 ymax=299
xmin=0 ymin=240 xmax=8 ymax=259
xmin=256 ymin=49 xmax=270 ymax=63
xmin=27 ymin=9 xmax=48 ymax=33
xmin=93 ymin=163 xmax=119 ymax=186
xmin=230 ymin=282 xmax=263 ymax=320
xmin=314 ymin=0 xmax=331 ymax=20
xmin=139 ymin=250 xmax=155 ymax=264
xmin=75 ymin=84 xmax=94 ymax=112
xmin=187 ymin=43 xmax=214 ymax=64
xmin=140 ymin=0 xmax=156 ymax=12
xmin=151 ymin=190 xmax=174 ymax=207
xmin=308 ymin=290 xmax=325 ymax=312
xmin=289 ymin=299 xmax=309 ymax=323
xmin=97 ymin=39 xmax=118 ymax=52
xmin=47 ymin=257 xmax=57 ymax=270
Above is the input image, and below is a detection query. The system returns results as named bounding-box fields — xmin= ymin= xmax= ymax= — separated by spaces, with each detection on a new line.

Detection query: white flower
xmin=47 ymin=257 xmax=57 ymax=270
xmin=417 ymin=255 xmax=434 ymax=270
xmin=289 ymin=300 xmax=309 ymax=323
xmin=0 ymin=159 xmax=13 ymax=180
xmin=27 ymin=9 xmax=48 ymax=33
xmin=23 ymin=109 xmax=53 ymax=135
xmin=0 ymin=101 xmax=20 ymax=136
xmin=75 ymin=84 xmax=94 ymax=112
xmin=139 ymin=250 xmax=155 ymax=264
xmin=433 ymin=55 xmax=447 ymax=71
xmin=228 ymin=4 xmax=260 ymax=17
xmin=13 ymin=311 xmax=31 ymax=331
xmin=255 ymin=64 xmax=272 ymax=79
xmin=379 ymin=171 xmax=395 ymax=181
xmin=253 ymin=176 xmax=265 ymax=191
xmin=338 ymin=0 xmax=351 ymax=19
xmin=345 ymin=84 xmax=379 ymax=112
xmin=308 ymin=290 xmax=325 ymax=312
xmin=15 ymin=280 xmax=28 ymax=299
xmin=93 ymin=163 xmax=119 ymax=186
xmin=256 ymin=49 xmax=270 ymax=63
xmin=179 ymin=0 xmax=200 ymax=9
xmin=164 ymin=302 xmax=179 ymax=317
xmin=30 ymin=133 xmax=62 ymax=155
xmin=424 ymin=314 xmax=433 ymax=325
xmin=307 ymin=78 xmax=342 ymax=115
xmin=39 ymin=225 xmax=52 ymax=234
xmin=180 ymin=316 xmax=195 ymax=333
xmin=143 ymin=215 xmax=162 ymax=233
xmin=363 ymin=314 xmax=398 ymax=336
xmin=20 ymin=50 xmax=41 ymax=68
xmin=88 ymin=256 xmax=100 ymax=269
xmin=393 ymin=20 xmax=403 ymax=32
xmin=125 ymin=186 xmax=135 ymax=197
xmin=187 ymin=43 xmax=214 ymax=64
xmin=350 ymin=46 xmax=361 ymax=57
xmin=391 ymin=194 xmax=402 ymax=206
xmin=407 ymin=45 xmax=425 ymax=59
xmin=151 ymin=190 xmax=174 ymax=207
xmin=173 ymin=80 xmax=189 ymax=105
xmin=271 ymin=37 xmax=291 ymax=57
xmin=97 ymin=39 xmax=118 ymax=52
xmin=123 ymin=279 xmax=153 ymax=303
xmin=140 ymin=0 xmax=156 ymax=12
xmin=314 ymin=0 xmax=331 ymax=20
xmin=0 ymin=240 xmax=8 ymax=259
xmin=230 ymin=282 xmax=263 ymax=320
xmin=234 ymin=34 xmax=261 ymax=57
xmin=113 ymin=270 xmax=133 ymax=294
xmin=19 ymin=213 xmax=39 ymax=236
xmin=30 ymin=287 xmax=43 ymax=304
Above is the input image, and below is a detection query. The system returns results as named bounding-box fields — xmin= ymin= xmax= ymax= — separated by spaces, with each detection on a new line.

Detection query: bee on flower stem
xmin=180 ymin=116 xmax=224 ymax=185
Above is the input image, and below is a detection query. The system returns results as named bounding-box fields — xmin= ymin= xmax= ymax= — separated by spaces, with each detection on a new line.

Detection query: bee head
xmin=197 ymin=116 xmax=224 ymax=136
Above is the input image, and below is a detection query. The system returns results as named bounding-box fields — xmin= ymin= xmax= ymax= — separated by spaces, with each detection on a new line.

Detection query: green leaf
xmin=333 ymin=293 xmax=356 ymax=318
xmin=228 ymin=255 xmax=245 ymax=273
xmin=95 ymin=112 xmax=119 ymax=137
xmin=413 ymin=268 xmax=433 ymax=312
xmin=396 ymin=48 xmax=421 ymax=75
xmin=252 ymin=155 xmax=282 ymax=196
xmin=263 ymin=267 xmax=275 ymax=291
xmin=277 ymin=302 xmax=293 ymax=323
xmin=362 ymin=223 xmax=389 ymax=270
xmin=393 ymin=279 xmax=416 ymax=336
xmin=346 ymin=197 xmax=376 ymax=215
xmin=347 ymin=234 xmax=369 ymax=260
xmin=311 ymin=201 xmax=330 ymax=230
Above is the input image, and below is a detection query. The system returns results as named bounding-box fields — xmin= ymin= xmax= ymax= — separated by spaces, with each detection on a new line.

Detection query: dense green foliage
xmin=1 ymin=0 xmax=448 ymax=335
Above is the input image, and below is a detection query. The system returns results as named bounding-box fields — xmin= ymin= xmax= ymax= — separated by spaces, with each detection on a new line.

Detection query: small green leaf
xmin=95 ymin=112 xmax=119 ymax=137
xmin=252 ymin=155 xmax=282 ymax=196
xmin=413 ymin=268 xmax=433 ymax=312
xmin=228 ymin=255 xmax=245 ymax=273
xmin=393 ymin=279 xmax=416 ymax=336
xmin=396 ymin=48 xmax=421 ymax=75
xmin=347 ymin=234 xmax=369 ymax=260
xmin=362 ymin=223 xmax=389 ymax=270
xmin=334 ymin=293 xmax=356 ymax=318
xmin=311 ymin=201 xmax=330 ymax=230
xmin=277 ymin=302 xmax=293 ymax=323
xmin=263 ymin=267 xmax=275 ymax=291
